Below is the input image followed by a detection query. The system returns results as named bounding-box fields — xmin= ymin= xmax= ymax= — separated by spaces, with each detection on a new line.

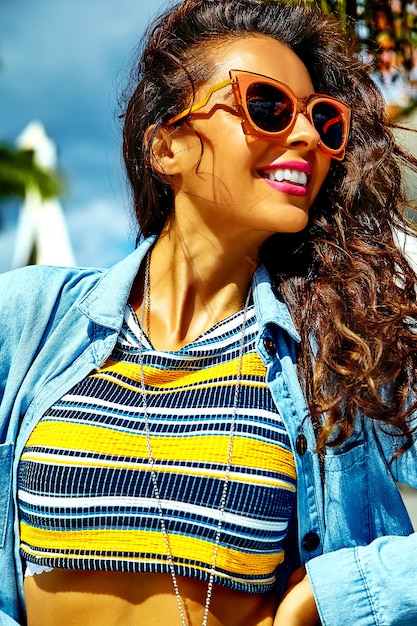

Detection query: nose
xmin=284 ymin=108 xmax=321 ymax=152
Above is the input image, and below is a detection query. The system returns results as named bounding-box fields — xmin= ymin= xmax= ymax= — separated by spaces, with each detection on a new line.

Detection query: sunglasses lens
xmin=246 ymin=82 xmax=293 ymax=133
xmin=242 ymin=76 xmax=347 ymax=154
xmin=311 ymin=101 xmax=344 ymax=151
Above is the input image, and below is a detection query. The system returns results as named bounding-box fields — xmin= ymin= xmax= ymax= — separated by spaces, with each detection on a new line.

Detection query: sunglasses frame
xmin=165 ymin=69 xmax=351 ymax=161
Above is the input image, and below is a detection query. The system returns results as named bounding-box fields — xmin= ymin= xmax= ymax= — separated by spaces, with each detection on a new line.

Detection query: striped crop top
xmin=18 ymin=304 xmax=296 ymax=593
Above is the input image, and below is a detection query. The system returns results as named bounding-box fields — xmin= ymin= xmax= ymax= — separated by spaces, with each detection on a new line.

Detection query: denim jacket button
xmin=296 ymin=434 xmax=308 ymax=455
xmin=263 ymin=337 xmax=276 ymax=356
xmin=302 ymin=532 xmax=321 ymax=552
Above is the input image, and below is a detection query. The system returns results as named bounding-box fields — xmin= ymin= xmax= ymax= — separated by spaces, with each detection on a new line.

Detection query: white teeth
xmin=268 ymin=169 xmax=308 ymax=186
xmin=298 ymin=171 xmax=308 ymax=185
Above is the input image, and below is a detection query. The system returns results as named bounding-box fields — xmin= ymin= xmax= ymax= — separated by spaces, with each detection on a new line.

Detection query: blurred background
xmin=2 ymin=0 xmax=417 ymax=272
xmin=0 ymin=0 xmax=170 ymax=271
xmin=1 ymin=0 xmax=417 ymax=522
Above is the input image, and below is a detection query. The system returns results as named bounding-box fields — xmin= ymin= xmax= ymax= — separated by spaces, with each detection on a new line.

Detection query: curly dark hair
xmin=122 ymin=0 xmax=417 ymax=454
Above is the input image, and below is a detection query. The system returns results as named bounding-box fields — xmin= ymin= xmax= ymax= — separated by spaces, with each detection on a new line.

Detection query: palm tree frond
xmin=0 ymin=143 xmax=64 ymax=201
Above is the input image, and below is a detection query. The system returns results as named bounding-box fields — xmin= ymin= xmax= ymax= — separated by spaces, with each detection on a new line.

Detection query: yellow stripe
xmin=91 ymin=375 xmax=251 ymax=397
xmin=94 ymin=353 xmax=267 ymax=390
xmin=25 ymin=421 xmax=295 ymax=478
xmin=20 ymin=523 xmax=284 ymax=576
xmin=20 ymin=543 xmax=276 ymax=587
xmin=20 ymin=452 xmax=296 ymax=489
xmin=20 ymin=547 xmax=276 ymax=586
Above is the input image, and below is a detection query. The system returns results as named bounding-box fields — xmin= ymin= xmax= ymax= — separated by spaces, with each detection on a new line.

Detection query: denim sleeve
xmin=0 ymin=612 xmax=22 ymax=625
xmin=0 ymin=266 xmax=54 ymax=408
xmin=0 ymin=264 xmax=97 ymax=413
xmin=306 ymin=533 xmax=417 ymax=625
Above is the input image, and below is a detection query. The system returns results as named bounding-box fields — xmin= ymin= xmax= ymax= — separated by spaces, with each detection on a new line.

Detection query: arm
xmin=0 ymin=265 xmax=96 ymax=626
xmin=275 ymin=532 xmax=417 ymax=625
xmin=273 ymin=567 xmax=319 ymax=626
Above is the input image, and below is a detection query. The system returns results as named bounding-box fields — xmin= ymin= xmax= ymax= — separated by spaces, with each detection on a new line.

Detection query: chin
xmin=276 ymin=211 xmax=310 ymax=234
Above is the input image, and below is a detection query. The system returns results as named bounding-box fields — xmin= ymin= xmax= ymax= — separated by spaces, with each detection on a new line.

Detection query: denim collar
xmin=77 ymin=235 xmax=299 ymax=342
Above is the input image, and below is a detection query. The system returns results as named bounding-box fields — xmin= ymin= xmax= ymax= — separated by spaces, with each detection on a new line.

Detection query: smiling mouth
xmin=259 ymin=168 xmax=308 ymax=186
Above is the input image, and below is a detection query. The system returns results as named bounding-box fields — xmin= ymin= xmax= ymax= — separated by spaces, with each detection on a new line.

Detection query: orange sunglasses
xmin=166 ymin=69 xmax=351 ymax=161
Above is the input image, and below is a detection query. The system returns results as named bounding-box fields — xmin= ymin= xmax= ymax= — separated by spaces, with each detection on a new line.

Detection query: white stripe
xmin=18 ymin=491 xmax=287 ymax=533
xmin=54 ymin=400 xmax=279 ymax=424
xmin=124 ymin=305 xmax=257 ymax=351
xmin=195 ymin=312 xmax=257 ymax=343
xmin=19 ymin=506 xmax=287 ymax=543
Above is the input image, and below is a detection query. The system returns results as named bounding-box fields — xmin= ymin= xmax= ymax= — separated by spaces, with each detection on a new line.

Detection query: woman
xmin=1 ymin=0 xmax=417 ymax=624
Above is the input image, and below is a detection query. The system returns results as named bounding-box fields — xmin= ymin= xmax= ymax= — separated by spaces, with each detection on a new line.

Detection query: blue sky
xmin=0 ymin=0 xmax=170 ymax=272
xmin=2 ymin=1 xmax=417 ymax=276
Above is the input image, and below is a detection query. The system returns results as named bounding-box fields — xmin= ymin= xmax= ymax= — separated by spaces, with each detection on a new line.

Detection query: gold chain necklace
xmin=138 ymin=250 xmax=251 ymax=626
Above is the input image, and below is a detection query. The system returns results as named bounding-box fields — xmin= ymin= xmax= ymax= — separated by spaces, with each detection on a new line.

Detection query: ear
xmin=147 ymin=125 xmax=187 ymax=176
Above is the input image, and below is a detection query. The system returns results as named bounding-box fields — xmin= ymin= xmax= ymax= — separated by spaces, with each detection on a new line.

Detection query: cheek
xmin=312 ymin=158 xmax=331 ymax=195
xmin=198 ymin=117 xmax=251 ymax=166
xmin=179 ymin=140 xmax=206 ymax=172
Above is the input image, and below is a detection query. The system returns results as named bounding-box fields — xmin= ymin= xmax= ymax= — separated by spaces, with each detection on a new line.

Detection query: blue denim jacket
xmin=1 ymin=237 xmax=417 ymax=625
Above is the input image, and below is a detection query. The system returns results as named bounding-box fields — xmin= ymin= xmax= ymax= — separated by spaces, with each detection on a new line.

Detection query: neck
xmin=132 ymin=219 xmax=260 ymax=351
